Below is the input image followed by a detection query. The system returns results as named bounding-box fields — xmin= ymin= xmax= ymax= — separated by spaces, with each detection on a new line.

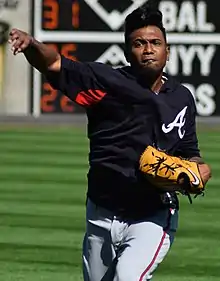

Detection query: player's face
xmin=125 ymin=25 xmax=169 ymax=76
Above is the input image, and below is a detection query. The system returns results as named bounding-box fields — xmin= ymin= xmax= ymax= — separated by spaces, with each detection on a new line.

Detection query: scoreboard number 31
xmin=42 ymin=0 xmax=80 ymax=30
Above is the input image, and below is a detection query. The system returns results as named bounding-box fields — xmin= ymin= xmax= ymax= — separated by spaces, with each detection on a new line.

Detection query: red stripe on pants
xmin=139 ymin=231 xmax=167 ymax=281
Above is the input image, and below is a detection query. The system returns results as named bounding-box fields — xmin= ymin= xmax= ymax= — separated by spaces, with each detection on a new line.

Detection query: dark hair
xmin=124 ymin=4 xmax=167 ymax=44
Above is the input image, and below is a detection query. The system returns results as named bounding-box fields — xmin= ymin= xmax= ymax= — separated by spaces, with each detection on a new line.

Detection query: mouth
xmin=141 ymin=58 xmax=156 ymax=64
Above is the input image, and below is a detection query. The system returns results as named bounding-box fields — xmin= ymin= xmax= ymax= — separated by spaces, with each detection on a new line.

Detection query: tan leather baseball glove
xmin=139 ymin=146 xmax=211 ymax=195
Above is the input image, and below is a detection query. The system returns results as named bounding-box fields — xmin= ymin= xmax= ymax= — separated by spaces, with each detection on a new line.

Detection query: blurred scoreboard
xmin=32 ymin=0 xmax=220 ymax=116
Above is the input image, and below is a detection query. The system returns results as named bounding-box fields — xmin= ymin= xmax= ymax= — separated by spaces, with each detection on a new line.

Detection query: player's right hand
xmin=198 ymin=163 xmax=211 ymax=186
xmin=8 ymin=28 xmax=33 ymax=55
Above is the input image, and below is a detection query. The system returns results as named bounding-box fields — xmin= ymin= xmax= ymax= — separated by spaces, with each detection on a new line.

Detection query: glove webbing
xmin=146 ymin=153 xmax=204 ymax=204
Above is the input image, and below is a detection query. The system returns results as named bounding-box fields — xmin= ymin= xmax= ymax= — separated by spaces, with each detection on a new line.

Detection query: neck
xmin=138 ymin=71 xmax=164 ymax=93
xmin=150 ymin=74 xmax=164 ymax=93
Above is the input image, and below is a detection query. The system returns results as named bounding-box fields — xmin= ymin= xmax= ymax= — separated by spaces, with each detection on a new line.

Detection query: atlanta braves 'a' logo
xmin=162 ymin=106 xmax=188 ymax=139
xmin=84 ymin=0 xmax=148 ymax=30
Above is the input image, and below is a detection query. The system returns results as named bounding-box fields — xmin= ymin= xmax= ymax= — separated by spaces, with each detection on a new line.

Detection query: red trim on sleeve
xmin=75 ymin=89 xmax=106 ymax=106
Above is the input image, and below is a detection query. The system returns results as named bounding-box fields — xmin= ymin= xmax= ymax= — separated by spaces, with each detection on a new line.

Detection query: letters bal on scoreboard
xmin=33 ymin=0 xmax=220 ymax=116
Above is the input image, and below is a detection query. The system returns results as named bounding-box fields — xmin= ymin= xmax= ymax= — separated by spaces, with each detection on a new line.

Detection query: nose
xmin=144 ymin=42 xmax=154 ymax=54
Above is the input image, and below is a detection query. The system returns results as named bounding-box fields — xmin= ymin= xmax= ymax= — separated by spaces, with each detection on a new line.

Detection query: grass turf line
xmin=0 ymin=126 xmax=219 ymax=281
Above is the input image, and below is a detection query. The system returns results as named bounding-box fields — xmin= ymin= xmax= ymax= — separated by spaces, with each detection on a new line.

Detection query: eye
xmin=133 ymin=40 xmax=143 ymax=48
xmin=152 ymin=39 xmax=162 ymax=46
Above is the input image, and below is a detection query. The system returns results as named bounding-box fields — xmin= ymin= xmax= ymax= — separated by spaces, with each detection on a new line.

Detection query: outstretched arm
xmin=8 ymin=28 xmax=61 ymax=73
xmin=8 ymin=28 xmax=109 ymax=107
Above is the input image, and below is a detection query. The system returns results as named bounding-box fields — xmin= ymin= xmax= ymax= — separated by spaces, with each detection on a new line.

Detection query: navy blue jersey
xmin=46 ymin=56 xmax=200 ymax=216
xmin=46 ymin=56 xmax=159 ymax=173
xmin=153 ymin=74 xmax=200 ymax=158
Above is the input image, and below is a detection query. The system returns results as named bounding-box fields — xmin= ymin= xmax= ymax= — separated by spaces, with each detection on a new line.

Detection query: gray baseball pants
xmin=83 ymin=199 xmax=176 ymax=281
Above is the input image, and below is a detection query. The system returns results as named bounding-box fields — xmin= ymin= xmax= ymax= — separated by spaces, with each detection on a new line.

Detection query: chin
xmin=140 ymin=66 xmax=161 ymax=77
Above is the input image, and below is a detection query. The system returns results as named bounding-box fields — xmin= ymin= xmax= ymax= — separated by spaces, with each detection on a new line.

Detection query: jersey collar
xmin=160 ymin=73 xmax=179 ymax=93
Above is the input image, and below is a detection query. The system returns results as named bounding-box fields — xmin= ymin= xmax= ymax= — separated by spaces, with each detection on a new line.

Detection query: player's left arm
xmin=176 ymin=133 xmax=212 ymax=187
xmin=173 ymin=91 xmax=211 ymax=185
xmin=139 ymin=90 xmax=211 ymax=193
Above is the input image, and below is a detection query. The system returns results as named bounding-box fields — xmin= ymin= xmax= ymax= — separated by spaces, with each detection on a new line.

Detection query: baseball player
xmin=9 ymin=4 xmax=211 ymax=281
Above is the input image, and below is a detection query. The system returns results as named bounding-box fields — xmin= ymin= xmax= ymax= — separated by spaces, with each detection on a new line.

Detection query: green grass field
xmin=0 ymin=125 xmax=219 ymax=281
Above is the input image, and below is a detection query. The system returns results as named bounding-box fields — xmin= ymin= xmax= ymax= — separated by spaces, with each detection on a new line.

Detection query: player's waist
xmin=87 ymin=166 xmax=161 ymax=216
xmin=87 ymin=191 xmax=166 ymax=220
xmin=87 ymin=165 xmax=179 ymax=218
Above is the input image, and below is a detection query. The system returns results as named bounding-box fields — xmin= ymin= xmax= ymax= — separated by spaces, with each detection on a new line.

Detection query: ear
xmin=166 ymin=44 xmax=170 ymax=61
